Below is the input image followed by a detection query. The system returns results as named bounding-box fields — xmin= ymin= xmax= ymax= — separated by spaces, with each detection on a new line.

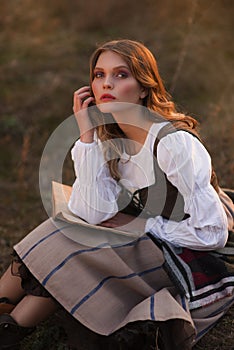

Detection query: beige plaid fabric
xmin=14 ymin=217 xmax=233 ymax=347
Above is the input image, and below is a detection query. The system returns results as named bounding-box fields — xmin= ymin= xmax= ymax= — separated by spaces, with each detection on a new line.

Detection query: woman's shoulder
xmin=147 ymin=122 xmax=169 ymax=148
xmin=148 ymin=122 xmax=199 ymax=153
xmin=156 ymin=128 xmax=211 ymax=169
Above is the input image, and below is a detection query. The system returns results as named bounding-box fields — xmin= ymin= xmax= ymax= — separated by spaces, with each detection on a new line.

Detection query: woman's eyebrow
xmin=94 ymin=65 xmax=130 ymax=71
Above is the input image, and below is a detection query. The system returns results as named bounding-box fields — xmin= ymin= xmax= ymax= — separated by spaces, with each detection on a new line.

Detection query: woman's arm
xmin=68 ymin=139 xmax=121 ymax=224
xmin=68 ymin=88 xmax=122 ymax=224
xmin=145 ymin=131 xmax=228 ymax=250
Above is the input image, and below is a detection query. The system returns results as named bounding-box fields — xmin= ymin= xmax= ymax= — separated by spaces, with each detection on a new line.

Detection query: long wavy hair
xmin=89 ymin=39 xmax=219 ymax=191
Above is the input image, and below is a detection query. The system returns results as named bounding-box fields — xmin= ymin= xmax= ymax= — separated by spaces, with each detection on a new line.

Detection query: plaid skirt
xmin=13 ymin=218 xmax=234 ymax=348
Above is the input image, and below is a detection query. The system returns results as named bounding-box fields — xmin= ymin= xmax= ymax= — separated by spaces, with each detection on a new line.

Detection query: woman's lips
xmin=100 ymin=94 xmax=116 ymax=101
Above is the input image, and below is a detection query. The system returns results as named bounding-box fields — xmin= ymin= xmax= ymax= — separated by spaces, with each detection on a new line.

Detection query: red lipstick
xmin=100 ymin=94 xmax=116 ymax=101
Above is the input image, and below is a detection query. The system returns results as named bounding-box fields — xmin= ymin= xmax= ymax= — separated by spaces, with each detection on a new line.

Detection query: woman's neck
xmin=112 ymin=106 xmax=153 ymax=144
xmin=118 ymin=119 xmax=154 ymax=156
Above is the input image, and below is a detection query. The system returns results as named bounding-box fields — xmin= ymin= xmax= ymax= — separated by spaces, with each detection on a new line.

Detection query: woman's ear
xmin=140 ymin=87 xmax=148 ymax=99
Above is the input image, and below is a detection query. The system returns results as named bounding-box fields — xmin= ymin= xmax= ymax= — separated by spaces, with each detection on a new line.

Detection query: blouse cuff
xmin=184 ymin=185 xmax=228 ymax=229
xmin=76 ymin=139 xmax=97 ymax=147
xmin=145 ymin=216 xmax=163 ymax=234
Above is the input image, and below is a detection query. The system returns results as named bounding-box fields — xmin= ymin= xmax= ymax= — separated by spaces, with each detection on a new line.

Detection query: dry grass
xmin=0 ymin=0 xmax=233 ymax=348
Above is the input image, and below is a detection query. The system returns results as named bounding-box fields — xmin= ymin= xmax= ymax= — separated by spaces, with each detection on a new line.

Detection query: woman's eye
xmin=94 ymin=71 xmax=128 ymax=79
xmin=94 ymin=72 xmax=104 ymax=78
xmin=116 ymin=72 xmax=128 ymax=78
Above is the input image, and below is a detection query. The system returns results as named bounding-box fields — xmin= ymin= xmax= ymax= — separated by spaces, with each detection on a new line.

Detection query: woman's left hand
xmin=100 ymin=212 xmax=147 ymax=233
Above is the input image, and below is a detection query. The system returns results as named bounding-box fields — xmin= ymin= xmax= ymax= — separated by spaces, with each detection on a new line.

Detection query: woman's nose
xmin=103 ymin=76 xmax=113 ymax=89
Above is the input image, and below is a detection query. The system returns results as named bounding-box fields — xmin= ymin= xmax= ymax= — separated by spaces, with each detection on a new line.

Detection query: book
xmin=51 ymin=181 xmax=142 ymax=244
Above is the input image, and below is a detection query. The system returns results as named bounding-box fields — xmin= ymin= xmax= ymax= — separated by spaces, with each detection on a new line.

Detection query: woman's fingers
xmin=73 ymin=86 xmax=95 ymax=142
xmin=73 ymin=86 xmax=94 ymax=114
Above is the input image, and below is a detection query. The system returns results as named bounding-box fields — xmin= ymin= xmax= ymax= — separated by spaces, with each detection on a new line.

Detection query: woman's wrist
xmin=79 ymin=130 xmax=95 ymax=143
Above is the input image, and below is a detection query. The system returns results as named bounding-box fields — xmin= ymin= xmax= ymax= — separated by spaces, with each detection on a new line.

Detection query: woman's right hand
xmin=73 ymin=86 xmax=96 ymax=143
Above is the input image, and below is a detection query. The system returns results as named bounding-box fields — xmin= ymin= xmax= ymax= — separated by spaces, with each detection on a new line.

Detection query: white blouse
xmin=68 ymin=123 xmax=228 ymax=250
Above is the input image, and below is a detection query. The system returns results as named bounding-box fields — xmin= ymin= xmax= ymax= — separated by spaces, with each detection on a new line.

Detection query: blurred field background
xmin=0 ymin=0 xmax=233 ymax=348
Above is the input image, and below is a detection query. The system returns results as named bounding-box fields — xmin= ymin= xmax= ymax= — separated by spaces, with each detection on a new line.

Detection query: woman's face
xmin=91 ymin=51 xmax=146 ymax=110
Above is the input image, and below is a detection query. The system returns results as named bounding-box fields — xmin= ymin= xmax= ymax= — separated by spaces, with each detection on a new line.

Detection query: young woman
xmin=0 ymin=39 xmax=233 ymax=350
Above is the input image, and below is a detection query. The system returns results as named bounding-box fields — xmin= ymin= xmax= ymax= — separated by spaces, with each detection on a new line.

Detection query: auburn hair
xmin=89 ymin=39 xmax=219 ymax=191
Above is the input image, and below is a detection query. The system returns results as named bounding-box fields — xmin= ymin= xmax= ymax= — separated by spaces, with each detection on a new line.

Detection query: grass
xmin=0 ymin=0 xmax=233 ymax=348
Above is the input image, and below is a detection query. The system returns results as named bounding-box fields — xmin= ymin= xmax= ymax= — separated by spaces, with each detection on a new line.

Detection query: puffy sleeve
xmin=145 ymin=131 xmax=229 ymax=250
xmin=68 ymin=139 xmax=121 ymax=224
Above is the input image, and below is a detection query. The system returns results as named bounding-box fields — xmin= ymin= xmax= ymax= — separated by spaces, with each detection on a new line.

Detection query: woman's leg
xmin=0 ymin=263 xmax=59 ymax=349
xmin=0 ymin=262 xmax=58 ymax=327
xmin=11 ymin=294 xmax=59 ymax=327
xmin=0 ymin=263 xmax=25 ymax=304
xmin=0 ymin=296 xmax=58 ymax=350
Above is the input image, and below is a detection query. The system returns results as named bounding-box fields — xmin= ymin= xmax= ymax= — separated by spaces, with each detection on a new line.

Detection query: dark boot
xmin=0 ymin=298 xmax=15 ymax=315
xmin=0 ymin=313 xmax=35 ymax=350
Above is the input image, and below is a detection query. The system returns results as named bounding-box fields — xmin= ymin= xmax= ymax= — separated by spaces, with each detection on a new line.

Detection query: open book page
xmin=51 ymin=181 xmax=141 ymax=238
